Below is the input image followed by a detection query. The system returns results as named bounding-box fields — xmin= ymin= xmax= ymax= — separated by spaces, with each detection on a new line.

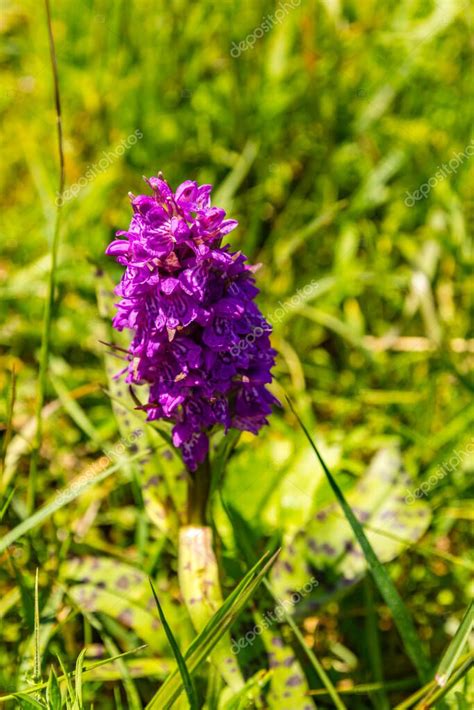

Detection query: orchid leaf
xmin=257 ymin=622 xmax=313 ymax=710
xmin=271 ymin=448 xmax=431 ymax=607
xmin=61 ymin=556 xmax=193 ymax=655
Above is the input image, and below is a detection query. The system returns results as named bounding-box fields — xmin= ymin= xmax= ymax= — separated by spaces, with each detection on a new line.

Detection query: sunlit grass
xmin=0 ymin=0 xmax=472 ymax=707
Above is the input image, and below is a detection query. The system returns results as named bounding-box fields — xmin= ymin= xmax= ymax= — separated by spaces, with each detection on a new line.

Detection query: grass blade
xmin=435 ymin=600 xmax=473 ymax=688
xmin=46 ymin=669 xmax=61 ymax=710
xmin=364 ymin=577 xmax=390 ymax=709
xmin=213 ymin=139 xmax=258 ymax=209
xmin=34 ymin=569 xmax=41 ymax=684
xmin=12 ymin=694 xmax=46 ymax=709
xmin=146 ymin=549 xmax=279 ymax=709
xmin=0 ymin=487 xmax=16 ymax=523
xmin=74 ymin=648 xmax=87 ymax=709
xmin=27 ymin=0 xmax=66 ymax=515
xmin=1 ymin=367 xmax=16 ymax=478
xmin=0 ymin=449 xmax=146 ymax=554
xmin=80 ymin=610 xmax=143 ymax=710
xmin=308 ymin=678 xmax=417 ymax=696
xmin=416 ymin=655 xmax=473 ymax=709
xmin=287 ymin=397 xmax=432 ymax=683
xmin=0 ymin=646 xmax=147 ymax=704
xmin=50 ymin=374 xmax=102 ymax=445
xmin=56 ymin=653 xmax=74 ymax=704
xmin=149 ymin=579 xmax=199 ymax=709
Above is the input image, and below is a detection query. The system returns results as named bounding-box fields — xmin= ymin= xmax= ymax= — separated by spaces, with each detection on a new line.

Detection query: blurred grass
xmin=0 ymin=0 xmax=473 ymax=707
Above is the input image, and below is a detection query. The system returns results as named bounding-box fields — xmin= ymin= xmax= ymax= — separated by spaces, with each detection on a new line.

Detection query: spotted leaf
xmin=271 ymin=449 xmax=431 ymax=606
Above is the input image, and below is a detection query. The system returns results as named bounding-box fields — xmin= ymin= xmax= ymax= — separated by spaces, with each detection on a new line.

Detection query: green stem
xmin=187 ymin=455 xmax=211 ymax=526
xmin=28 ymin=0 xmax=65 ymax=515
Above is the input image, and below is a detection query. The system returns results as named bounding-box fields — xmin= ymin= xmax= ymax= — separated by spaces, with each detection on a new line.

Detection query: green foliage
xmin=1 ymin=0 xmax=472 ymax=707
xmin=148 ymin=579 xmax=199 ymax=710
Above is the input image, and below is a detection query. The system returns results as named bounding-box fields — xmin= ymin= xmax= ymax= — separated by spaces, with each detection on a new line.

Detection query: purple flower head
xmin=106 ymin=174 xmax=278 ymax=471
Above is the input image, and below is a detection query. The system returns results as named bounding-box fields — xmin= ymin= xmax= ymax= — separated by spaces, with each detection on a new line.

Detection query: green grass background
xmin=1 ymin=0 xmax=473 ymax=707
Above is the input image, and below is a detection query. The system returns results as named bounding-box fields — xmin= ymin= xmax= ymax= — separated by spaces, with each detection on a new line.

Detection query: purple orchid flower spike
xmin=106 ymin=174 xmax=279 ymax=471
